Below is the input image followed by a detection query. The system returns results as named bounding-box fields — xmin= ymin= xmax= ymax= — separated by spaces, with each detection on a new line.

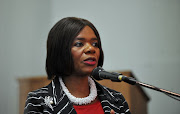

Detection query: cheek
xmin=71 ymin=49 xmax=82 ymax=62
xmin=96 ymin=49 xmax=100 ymax=61
xmin=97 ymin=49 xmax=100 ymax=56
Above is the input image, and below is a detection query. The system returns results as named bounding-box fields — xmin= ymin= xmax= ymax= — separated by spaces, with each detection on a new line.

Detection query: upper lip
xmin=83 ymin=57 xmax=96 ymax=62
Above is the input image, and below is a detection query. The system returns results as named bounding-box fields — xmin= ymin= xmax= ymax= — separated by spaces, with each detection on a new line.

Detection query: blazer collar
xmin=47 ymin=76 xmax=119 ymax=114
xmin=47 ymin=76 xmax=77 ymax=114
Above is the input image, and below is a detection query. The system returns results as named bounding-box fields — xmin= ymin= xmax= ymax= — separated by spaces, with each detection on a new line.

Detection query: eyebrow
xmin=75 ymin=37 xmax=98 ymax=41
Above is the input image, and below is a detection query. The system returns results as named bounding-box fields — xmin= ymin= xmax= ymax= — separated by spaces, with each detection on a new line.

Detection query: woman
xmin=24 ymin=17 xmax=131 ymax=114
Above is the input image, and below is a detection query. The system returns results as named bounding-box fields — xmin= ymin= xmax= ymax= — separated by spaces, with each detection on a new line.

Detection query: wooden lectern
xmin=18 ymin=71 xmax=149 ymax=114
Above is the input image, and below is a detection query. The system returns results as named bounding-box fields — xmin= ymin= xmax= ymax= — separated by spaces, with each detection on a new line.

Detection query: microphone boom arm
xmin=119 ymin=75 xmax=180 ymax=99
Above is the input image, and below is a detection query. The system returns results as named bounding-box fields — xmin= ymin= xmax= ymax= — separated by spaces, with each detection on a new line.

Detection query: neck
xmin=59 ymin=76 xmax=98 ymax=105
xmin=63 ymin=75 xmax=90 ymax=98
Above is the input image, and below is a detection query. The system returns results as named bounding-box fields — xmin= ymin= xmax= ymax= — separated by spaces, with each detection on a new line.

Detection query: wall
xmin=0 ymin=0 xmax=180 ymax=114
xmin=0 ymin=0 xmax=52 ymax=113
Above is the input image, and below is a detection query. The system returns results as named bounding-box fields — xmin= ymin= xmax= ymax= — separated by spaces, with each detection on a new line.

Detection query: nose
xmin=84 ymin=43 xmax=95 ymax=54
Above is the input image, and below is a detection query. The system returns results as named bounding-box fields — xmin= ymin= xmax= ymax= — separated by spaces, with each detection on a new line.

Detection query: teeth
xmin=84 ymin=58 xmax=95 ymax=62
xmin=85 ymin=59 xmax=94 ymax=61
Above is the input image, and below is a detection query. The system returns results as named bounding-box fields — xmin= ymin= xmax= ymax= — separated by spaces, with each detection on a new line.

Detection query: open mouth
xmin=83 ymin=57 xmax=96 ymax=65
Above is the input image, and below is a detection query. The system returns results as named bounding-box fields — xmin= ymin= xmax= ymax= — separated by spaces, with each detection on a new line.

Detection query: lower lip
xmin=84 ymin=61 xmax=96 ymax=65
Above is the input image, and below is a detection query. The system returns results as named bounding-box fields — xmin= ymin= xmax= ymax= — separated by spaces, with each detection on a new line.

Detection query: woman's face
xmin=71 ymin=26 xmax=100 ymax=76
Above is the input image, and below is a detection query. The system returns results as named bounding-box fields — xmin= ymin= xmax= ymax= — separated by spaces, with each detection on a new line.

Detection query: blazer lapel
xmin=95 ymin=81 xmax=121 ymax=114
xmin=47 ymin=76 xmax=77 ymax=114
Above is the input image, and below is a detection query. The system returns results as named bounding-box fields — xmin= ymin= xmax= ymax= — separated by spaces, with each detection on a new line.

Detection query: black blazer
xmin=24 ymin=76 xmax=131 ymax=114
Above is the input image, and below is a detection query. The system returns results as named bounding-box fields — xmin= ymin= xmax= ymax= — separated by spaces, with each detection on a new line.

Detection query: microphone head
xmin=91 ymin=66 xmax=104 ymax=80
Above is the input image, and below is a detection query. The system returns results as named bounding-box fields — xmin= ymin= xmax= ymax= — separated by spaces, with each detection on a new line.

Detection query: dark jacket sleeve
xmin=24 ymin=92 xmax=44 ymax=114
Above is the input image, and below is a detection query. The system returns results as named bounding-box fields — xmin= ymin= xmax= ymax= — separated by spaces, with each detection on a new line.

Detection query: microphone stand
xmin=137 ymin=81 xmax=180 ymax=98
xmin=120 ymin=76 xmax=180 ymax=100
xmin=91 ymin=66 xmax=180 ymax=100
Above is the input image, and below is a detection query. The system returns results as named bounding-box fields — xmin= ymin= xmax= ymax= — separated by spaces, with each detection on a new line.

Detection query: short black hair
xmin=46 ymin=17 xmax=104 ymax=79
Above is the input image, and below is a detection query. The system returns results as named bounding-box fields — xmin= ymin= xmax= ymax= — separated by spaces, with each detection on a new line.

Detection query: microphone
xmin=91 ymin=66 xmax=180 ymax=100
xmin=91 ymin=66 xmax=136 ymax=85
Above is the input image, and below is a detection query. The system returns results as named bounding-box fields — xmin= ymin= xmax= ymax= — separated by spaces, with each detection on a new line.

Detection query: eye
xmin=92 ymin=42 xmax=98 ymax=47
xmin=74 ymin=42 xmax=84 ymax=47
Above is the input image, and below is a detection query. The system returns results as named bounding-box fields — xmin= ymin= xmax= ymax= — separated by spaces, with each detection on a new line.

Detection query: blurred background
xmin=0 ymin=0 xmax=180 ymax=114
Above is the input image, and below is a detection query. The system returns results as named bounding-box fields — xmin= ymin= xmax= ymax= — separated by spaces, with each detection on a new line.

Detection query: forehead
xmin=75 ymin=26 xmax=97 ymax=39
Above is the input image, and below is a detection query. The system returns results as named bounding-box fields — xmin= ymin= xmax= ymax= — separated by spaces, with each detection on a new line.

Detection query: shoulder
xmin=28 ymin=86 xmax=49 ymax=97
xmin=26 ymin=85 xmax=49 ymax=103
xmin=104 ymin=86 xmax=122 ymax=95
xmin=106 ymin=87 xmax=131 ymax=114
xmin=97 ymin=84 xmax=131 ymax=114
xmin=97 ymin=83 xmax=124 ymax=97
xmin=101 ymin=85 xmax=127 ymax=102
xmin=105 ymin=87 xmax=124 ymax=98
xmin=24 ymin=86 xmax=49 ymax=114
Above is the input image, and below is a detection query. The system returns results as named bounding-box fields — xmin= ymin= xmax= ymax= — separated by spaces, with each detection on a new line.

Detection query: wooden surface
xmin=18 ymin=71 xmax=149 ymax=114
xmin=18 ymin=77 xmax=51 ymax=114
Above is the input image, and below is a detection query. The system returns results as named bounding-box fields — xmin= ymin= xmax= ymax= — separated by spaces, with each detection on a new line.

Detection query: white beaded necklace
xmin=59 ymin=77 xmax=97 ymax=105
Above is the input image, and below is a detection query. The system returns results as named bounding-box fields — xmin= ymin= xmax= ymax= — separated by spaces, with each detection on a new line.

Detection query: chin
xmin=75 ymin=65 xmax=97 ymax=76
xmin=84 ymin=67 xmax=96 ymax=75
